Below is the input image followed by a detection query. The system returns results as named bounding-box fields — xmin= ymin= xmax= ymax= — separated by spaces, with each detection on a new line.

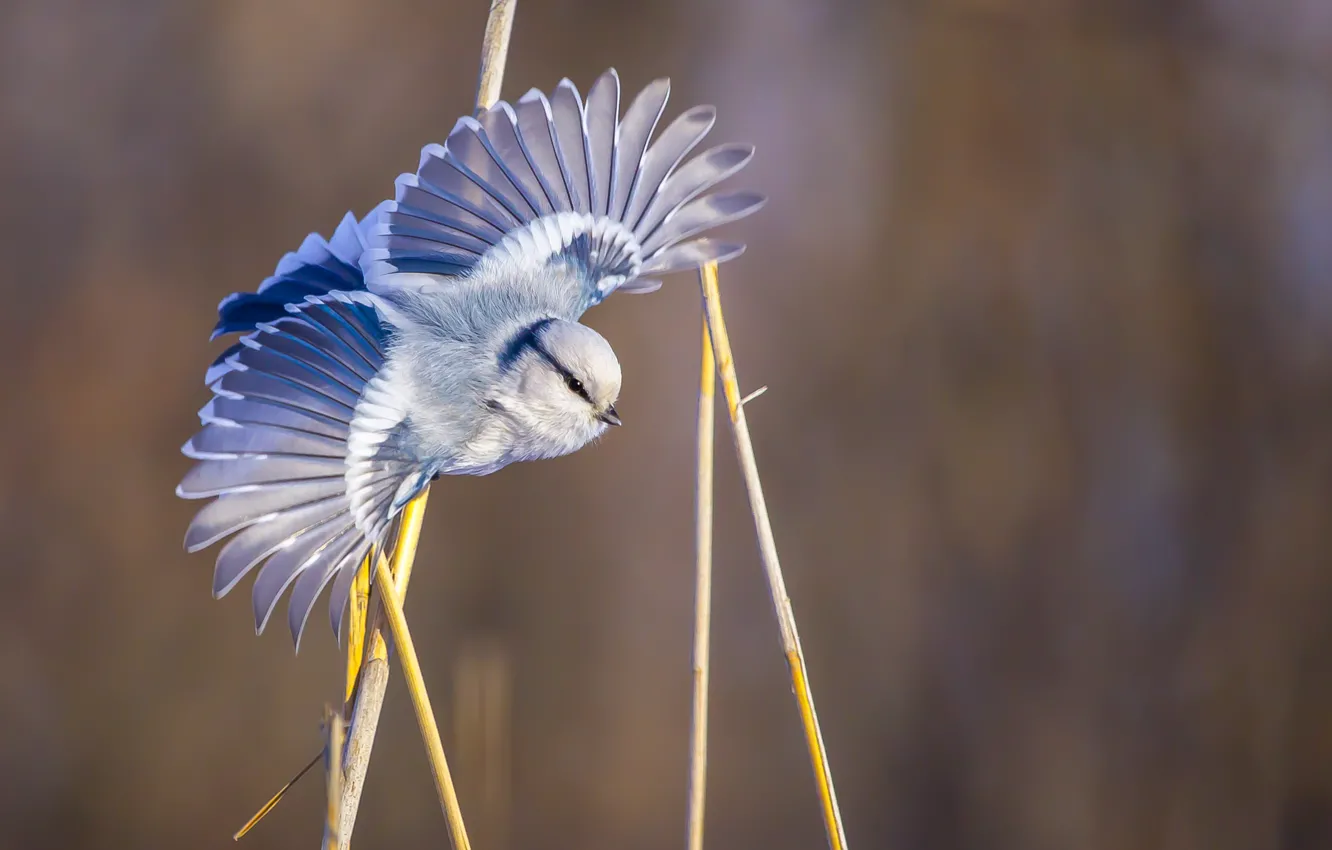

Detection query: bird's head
xmin=492 ymin=317 xmax=622 ymax=460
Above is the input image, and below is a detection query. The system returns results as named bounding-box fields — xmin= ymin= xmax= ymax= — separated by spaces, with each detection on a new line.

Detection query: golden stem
xmin=698 ymin=262 xmax=849 ymax=850
xmin=231 ymin=750 xmax=322 ymax=841
xmin=339 ymin=489 xmax=433 ymax=842
xmin=322 ymin=706 xmax=347 ymax=850
xmin=337 ymin=0 xmax=517 ymax=841
xmin=686 ymin=309 xmax=716 ymax=850
xmin=345 ymin=555 xmax=371 ymax=706
xmin=475 ymin=0 xmax=517 ymax=115
xmin=371 ymin=502 xmax=472 ymax=850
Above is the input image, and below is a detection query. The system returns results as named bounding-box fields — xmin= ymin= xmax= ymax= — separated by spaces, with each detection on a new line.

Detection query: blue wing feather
xmin=367 ymin=70 xmax=765 ymax=317
xmin=209 ymin=204 xmax=387 ymax=366
xmin=184 ymin=282 xmax=422 ymax=648
xmin=182 ymin=69 xmax=767 ymax=650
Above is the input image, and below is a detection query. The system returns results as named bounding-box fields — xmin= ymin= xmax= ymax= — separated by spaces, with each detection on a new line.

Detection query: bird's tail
xmin=178 ymin=295 xmax=407 ymax=648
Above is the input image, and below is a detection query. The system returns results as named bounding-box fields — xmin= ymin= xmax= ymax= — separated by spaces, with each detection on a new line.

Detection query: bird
xmin=176 ymin=69 xmax=764 ymax=649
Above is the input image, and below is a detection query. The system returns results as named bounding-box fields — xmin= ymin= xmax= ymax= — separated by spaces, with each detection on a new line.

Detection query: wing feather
xmin=367 ymin=72 xmax=762 ymax=317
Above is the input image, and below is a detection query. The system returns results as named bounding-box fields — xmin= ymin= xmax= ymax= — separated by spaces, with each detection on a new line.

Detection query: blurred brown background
xmin=3 ymin=0 xmax=1332 ymax=848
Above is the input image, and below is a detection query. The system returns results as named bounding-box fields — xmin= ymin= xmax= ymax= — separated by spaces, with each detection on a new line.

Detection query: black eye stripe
xmin=512 ymin=324 xmax=597 ymax=406
xmin=565 ymin=375 xmax=592 ymax=403
xmin=526 ymin=340 xmax=591 ymax=402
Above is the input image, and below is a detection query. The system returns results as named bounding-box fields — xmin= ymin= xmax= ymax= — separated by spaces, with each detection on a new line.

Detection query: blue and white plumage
xmin=178 ymin=69 xmax=764 ymax=648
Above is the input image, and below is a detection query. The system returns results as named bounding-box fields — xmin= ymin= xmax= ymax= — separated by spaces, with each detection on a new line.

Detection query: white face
xmin=497 ymin=318 xmax=622 ymax=461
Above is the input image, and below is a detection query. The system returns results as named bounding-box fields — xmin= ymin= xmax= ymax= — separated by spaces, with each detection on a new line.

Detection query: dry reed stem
xmin=323 ymin=706 xmax=347 ymax=850
xmin=336 ymin=653 xmax=387 ymax=840
xmin=345 ymin=556 xmax=371 ymax=705
xmin=338 ymin=488 xmax=430 ymax=842
xmin=336 ymin=2 xmax=517 ymax=844
xmin=370 ymin=532 xmax=473 ymax=850
xmin=698 ymin=262 xmax=850 ymax=850
xmin=686 ymin=314 xmax=716 ymax=850
xmin=231 ymin=750 xmax=323 ymax=841
xmin=475 ymin=0 xmax=517 ymax=112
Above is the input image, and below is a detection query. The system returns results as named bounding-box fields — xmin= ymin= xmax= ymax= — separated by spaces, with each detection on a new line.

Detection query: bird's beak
xmin=597 ymin=404 xmax=622 ymax=427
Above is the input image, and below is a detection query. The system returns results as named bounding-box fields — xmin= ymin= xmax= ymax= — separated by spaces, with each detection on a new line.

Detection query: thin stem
xmin=336 ymin=0 xmax=517 ymax=842
xmin=231 ymin=751 xmax=322 ymax=841
xmin=337 ymin=655 xmax=388 ymax=841
xmin=686 ymin=312 xmax=716 ymax=850
xmin=697 ymin=262 xmax=849 ymax=850
xmin=372 ymin=530 xmax=472 ymax=850
xmin=475 ymin=0 xmax=517 ymax=114
xmin=323 ymin=706 xmax=347 ymax=850
xmin=340 ymin=0 xmax=515 ymax=704
xmin=339 ymin=490 xmax=431 ymax=841
xmin=345 ymin=555 xmax=372 ymax=706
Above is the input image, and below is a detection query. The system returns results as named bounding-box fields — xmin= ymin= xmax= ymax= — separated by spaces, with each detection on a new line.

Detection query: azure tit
xmin=177 ymin=70 xmax=763 ymax=648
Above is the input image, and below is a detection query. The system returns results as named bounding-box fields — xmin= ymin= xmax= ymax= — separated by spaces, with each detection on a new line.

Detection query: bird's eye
xmin=565 ymin=376 xmax=588 ymax=400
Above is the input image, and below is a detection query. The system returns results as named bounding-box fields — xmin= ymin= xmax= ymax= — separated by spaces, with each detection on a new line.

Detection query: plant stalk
xmin=336 ymin=1 xmax=517 ymax=843
xmin=686 ymin=311 xmax=716 ymax=850
xmin=697 ymin=262 xmax=849 ymax=850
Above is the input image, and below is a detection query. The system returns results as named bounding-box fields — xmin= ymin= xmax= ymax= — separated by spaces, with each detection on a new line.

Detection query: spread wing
xmin=183 ymin=287 xmax=426 ymax=649
xmin=362 ymin=69 xmax=764 ymax=319
xmin=208 ymin=204 xmax=388 ymax=377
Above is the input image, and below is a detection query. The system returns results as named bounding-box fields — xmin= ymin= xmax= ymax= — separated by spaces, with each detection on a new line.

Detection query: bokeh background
xmin=3 ymin=0 xmax=1332 ymax=848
